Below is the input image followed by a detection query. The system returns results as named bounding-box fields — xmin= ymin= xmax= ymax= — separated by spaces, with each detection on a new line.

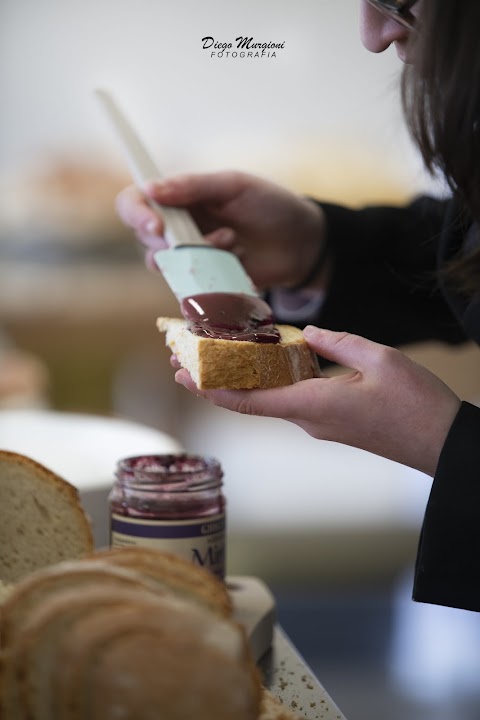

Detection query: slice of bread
xmin=0 ymin=451 xmax=94 ymax=584
xmin=11 ymin=587 xmax=170 ymax=720
xmin=0 ymin=549 xmax=303 ymax=720
xmin=0 ymin=562 xmax=169 ymax=720
xmin=0 ymin=559 xmax=160 ymax=648
xmin=0 ymin=557 xmax=260 ymax=720
xmin=92 ymin=546 xmax=232 ymax=618
xmin=54 ymin=594 xmax=261 ymax=720
xmin=157 ymin=318 xmax=320 ymax=390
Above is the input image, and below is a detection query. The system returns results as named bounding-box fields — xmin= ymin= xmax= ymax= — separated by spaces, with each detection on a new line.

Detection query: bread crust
xmin=1 ymin=560 xmax=260 ymax=720
xmin=5 ymin=585 xmax=168 ymax=720
xmin=92 ymin=546 xmax=232 ymax=617
xmin=0 ymin=550 xmax=303 ymax=720
xmin=0 ymin=560 xmax=158 ymax=648
xmin=157 ymin=318 xmax=320 ymax=390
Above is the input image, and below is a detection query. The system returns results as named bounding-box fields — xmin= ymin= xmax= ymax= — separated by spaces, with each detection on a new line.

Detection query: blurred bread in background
xmin=0 ymin=158 xmax=134 ymax=259
xmin=0 ymin=329 xmax=50 ymax=408
xmin=0 ymin=348 xmax=49 ymax=409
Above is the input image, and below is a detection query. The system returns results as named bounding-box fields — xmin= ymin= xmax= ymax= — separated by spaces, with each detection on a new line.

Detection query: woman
xmin=116 ymin=1 xmax=480 ymax=612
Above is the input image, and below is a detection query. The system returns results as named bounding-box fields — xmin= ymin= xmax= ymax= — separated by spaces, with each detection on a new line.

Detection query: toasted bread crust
xmin=157 ymin=318 xmax=320 ymax=390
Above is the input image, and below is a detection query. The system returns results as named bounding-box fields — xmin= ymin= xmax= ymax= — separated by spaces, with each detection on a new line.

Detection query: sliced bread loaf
xmin=157 ymin=318 xmax=320 ymax=390
xmin=0 ymin=559 xmax=160 ymax=648
xmin=0 ymin=451 xmax=93 ymax=584
xmin=92 ymin=546 xmax=232 ymax=617
xmin=11 ymin=587 xmax=170 ymax=720
xmin=0 ymin=562 xmax=168 ymax=720
xmin=54 ymin=594 xmax=260 ymax=720
xmin=0 ymin=549 xmax=303 ymax=720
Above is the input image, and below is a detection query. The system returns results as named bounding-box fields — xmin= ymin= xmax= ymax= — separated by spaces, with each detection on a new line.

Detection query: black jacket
xmin=317 ymin=197 xmax=480 ymax=612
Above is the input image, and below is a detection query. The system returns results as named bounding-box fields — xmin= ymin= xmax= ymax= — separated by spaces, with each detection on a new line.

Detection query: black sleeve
xmin=315 ymin=197 xmax=467 ymax=347
xmin=413 ymin=401 xmax=480 ymax=612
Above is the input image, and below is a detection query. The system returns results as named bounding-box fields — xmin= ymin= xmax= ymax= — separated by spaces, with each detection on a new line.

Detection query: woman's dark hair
xmin=401 ymin=0 xmax=480 ymax=295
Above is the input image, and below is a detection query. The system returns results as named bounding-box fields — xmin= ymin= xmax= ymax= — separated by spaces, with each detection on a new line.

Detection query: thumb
xmin=303 ymin=325 xmax=380 ymax=372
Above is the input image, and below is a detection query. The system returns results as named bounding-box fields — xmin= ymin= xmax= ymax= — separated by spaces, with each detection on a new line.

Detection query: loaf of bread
xmin=0 ymin=559 xmax=162 ymax=648
xmin=0 ymin=547 xmax=305 ymax=720
xmin=157 ymin=318 xmax=320 ymax=390
xmin=93 ymin=545 xmax=232 ymax=617
xmin=0 ymin=463 xmax=304 ymax=720
xmin=0 ymin=565 xmax=170 ymax=718
xmin=0 ymin=549 xmax=262 ymax=720
xmin=56 ymin=594 xmax=259 ymax=720
xmin=0 ymin=451 xmax=94 ymax=584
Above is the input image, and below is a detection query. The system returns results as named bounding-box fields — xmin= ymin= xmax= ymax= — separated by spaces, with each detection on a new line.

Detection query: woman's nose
xmin=359 ymin=0 xmax=410 ymax=53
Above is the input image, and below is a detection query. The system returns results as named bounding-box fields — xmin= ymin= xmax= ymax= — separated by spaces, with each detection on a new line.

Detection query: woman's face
xmin=359 ymin=1 xmax=422 ymax=63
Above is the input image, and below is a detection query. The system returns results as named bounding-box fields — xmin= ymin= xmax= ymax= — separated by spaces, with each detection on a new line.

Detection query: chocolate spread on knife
xmin=180 ymin=292 xmax=281 ymax=343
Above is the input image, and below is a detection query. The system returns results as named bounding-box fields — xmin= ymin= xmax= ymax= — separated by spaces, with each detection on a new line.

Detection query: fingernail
xmin=146 ymin=180 xmax=170 ymax=196
xmin=303 ymin=325 xmax=319 ymax=338
xmin=175 ymin=370 xmax=187 ymax=387
xmin=219 ymin=228 xmax=235 ymax=243
xmin=145 ymin=179 xmax=162 ymax=191
xmin=145 ymin=219 xmax=159 ymax=234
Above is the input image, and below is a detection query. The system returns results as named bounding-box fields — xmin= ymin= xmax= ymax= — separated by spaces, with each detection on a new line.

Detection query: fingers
xmin=116 ymin=185 xmax=162 ymax=234
xmin=170 ymin=354 xmax=181 ymax=370
xmin=144 ymin=171 xmax=245 ymax=207
xmin=173 ymin=326 xmax=385 ymax=423
xmin=116 ymin=174 xmax=245 ymax=256
xmin=203 ymin=227 xmax=237 ymax=250
xmin=174 ymin=369 xmax=318 ymax=421
xmin=116 ymin=185 xmax=170 ymax=263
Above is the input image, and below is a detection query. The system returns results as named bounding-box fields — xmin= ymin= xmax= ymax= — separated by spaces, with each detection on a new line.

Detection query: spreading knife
xmin=95 ymin=89 xmax=258 ymax=301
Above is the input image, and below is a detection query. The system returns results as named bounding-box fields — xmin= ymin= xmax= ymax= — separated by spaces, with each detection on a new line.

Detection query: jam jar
xmin=109 ymin=454 xmax=226 ymax=579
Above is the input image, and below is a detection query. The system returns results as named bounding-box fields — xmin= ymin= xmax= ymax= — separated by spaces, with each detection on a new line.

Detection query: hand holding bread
xmin=175 ymin=325 xmax=461 ymax=477
xmin=157 ymin=317 xmax=321 ymax=390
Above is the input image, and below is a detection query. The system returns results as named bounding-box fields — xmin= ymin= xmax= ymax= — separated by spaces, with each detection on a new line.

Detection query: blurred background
xmin=1 ymin=1 xmax=480 ymax=718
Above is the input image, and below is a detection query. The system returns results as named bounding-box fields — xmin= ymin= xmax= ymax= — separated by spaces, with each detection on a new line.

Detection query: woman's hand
xmin=115 ymin=170 xmax=326 ymax=291
xmin=174 ymin=325 xmax=461 ymax=477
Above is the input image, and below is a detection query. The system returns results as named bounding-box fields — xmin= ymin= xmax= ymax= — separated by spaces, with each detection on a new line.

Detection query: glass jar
xmin=109 ymin=453 xmax=226 ymax=579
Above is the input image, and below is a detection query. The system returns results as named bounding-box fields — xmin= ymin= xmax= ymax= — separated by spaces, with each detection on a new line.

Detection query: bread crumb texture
xmin=0 ymin=451 xmax=94 ymax=583
xmin=157 ymin=318 xmax=320 ymax=390
xmin=0 ymin=549 xmax=265 ymax=720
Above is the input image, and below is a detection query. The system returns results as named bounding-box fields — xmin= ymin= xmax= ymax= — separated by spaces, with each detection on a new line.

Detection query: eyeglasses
xmin=366 ymin=0 xmax=418 ymax=30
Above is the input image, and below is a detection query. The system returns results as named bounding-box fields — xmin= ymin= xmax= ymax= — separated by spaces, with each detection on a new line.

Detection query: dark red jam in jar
xmin=109 ymin=454 xmax=226 ymax=580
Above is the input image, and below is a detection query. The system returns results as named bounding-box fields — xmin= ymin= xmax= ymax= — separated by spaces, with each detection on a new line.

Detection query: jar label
xmin=110 ymin=513 xmax=226 ymax=579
